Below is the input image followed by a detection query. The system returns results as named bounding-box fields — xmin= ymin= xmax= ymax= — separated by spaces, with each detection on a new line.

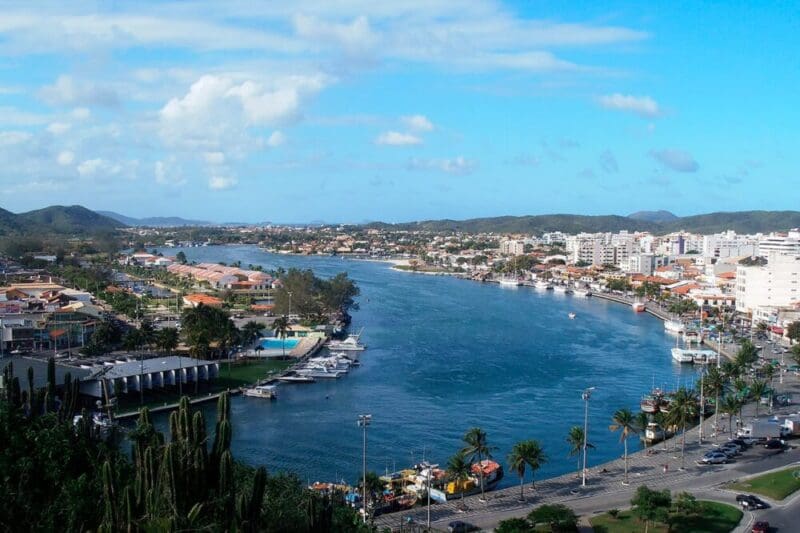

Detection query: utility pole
xmin=699 ymin=369 xmax=704 ymax=444
xmin=426 ymin=462 xmax=431 ymax=531
xmin=581 ymin=387 xmax=595 ymax=487
xmin=357 ymin=414 xmax=372 ymax=524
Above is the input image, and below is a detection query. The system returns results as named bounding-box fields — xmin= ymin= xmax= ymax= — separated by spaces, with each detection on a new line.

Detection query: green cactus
xmin=101 ymin=461 xmax=117 ymax=531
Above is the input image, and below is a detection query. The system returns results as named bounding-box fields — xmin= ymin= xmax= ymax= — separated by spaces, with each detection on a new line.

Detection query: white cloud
xmin=649 ymin=149 xmax=699 ymax=173
xmin=408 ymin=156 xmax=477 ymax=175
xmin=204 ymin=152 xmax=226 ymax=165
xmin=39 ymin=75 xmax=119 ymax=107
xmin=47 ymin=122 xmax=71 ymax=135
xmin=375 ymin=131 xmax=422 ymax=146
xmin=401 ymin=114 xmax=434 ymax=132
xmin=71 ymin=107 xmax=91 ymax=120
xmin=155 ymin=159 xmax=186 ymax=186
xmin=77 ymin=158 xmax=123 ymax=178
xmin=267 ymin=131 xmax=286 ymax=147
xmin=0 ymin=131 xmax=32 ymax=145
xmin=293 ymin=14 xmax=376 ymax=56
xmin=57 ymin=150 xmax=75 ymax=166
xmin=599 ymin=93 xmax=660 ymax=118
xmin=208 ymin=174 xmax=238 ymax=190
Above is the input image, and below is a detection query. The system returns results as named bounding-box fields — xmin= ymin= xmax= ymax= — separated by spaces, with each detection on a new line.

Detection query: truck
xmin=736 ymin=419 xmax=790 ymax=441
xmin=781 ymin=415 xmax=800 ymax=436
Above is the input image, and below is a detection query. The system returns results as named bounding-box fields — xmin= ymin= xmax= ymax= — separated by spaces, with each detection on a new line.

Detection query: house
xmin=182 ymin=294 xmax=224 ymax=308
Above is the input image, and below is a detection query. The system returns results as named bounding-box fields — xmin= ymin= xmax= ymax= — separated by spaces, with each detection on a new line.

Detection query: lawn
xmin=728 ymin=466 xmax=800 ymax=500
xmin=590 ymin=501 xmax=742 ymax=533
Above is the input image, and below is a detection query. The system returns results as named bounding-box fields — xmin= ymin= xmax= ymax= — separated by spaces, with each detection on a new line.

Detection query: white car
xmin=699 ymin=452 xmax=728 ymax=464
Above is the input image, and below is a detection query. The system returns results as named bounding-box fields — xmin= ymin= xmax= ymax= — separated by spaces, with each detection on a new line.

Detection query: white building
xmin=758 ymin=230 xmax=800 ymax=258
xmin=500 ymin=239 xmax=525 ymax=256
xmin=736 ymin=252 xmax=800 ymax=315
xmin=702 ymin=231 xmax=758 ymax=259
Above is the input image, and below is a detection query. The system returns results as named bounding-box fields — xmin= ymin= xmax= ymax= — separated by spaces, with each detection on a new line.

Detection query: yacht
xmin=277 ymin=373 xmax=316 ymax=383
xmin=297 ymin=364 xmax=346 ymax=379
xmin=553 ymin=284 xmax=569 ymax=294
xmin=573 ymin=287 xmax=591 ymax=297
xmin=534 ymin=280 xmax=552 ymax=290
xmin=664 ymin=319 xmax=685 ymax=333
xmin=498 ymin=277 xmax=521 ymax=287
xmin=327 ymin=332 xmax=367 ymax=351
xmin=671 ymin=347 xmax=696 ymax=364
xmin=243 ymin=384 xmax=278 ymax=399
xmin=632 ymin=301 xmax=646 ymax=312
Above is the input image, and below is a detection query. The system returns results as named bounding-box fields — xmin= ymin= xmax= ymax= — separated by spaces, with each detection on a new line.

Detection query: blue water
xmin=261 ymin=338 xmax=300 ymax=350
xmin=157 ymin=246 xmax=699 ymax=487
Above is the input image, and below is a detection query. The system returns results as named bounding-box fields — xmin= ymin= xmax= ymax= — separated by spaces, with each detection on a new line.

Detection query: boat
xmin=573 ymin=288 xmax=591 ymax=297
xmin=553 ymin=284 xmax=568 ymax=293
xmin=327 ymin=330 xmax=367 ymax=351
xmin=568 ymin=312 xmax=576 ymax=320
xmin=296 ymin=364 xmax=347 ymax=379
xmin=632 ymin=299 xmax=646 ymax=312
xmin=643 ymin=422 xmax=672 ymax=443
xmin=671 ymin=348 xmax=695 ymax=364
xmin=640 ymin=390 xmax=663 ymax=413
xmin=277 ymin=373 xmax=316 ymax=383
xmin=498 ymin=277 xmax=521 ymax=287
xmin=428 ymin=460 xmax=504 ymax=503
xmin=664 ymin=319 xmax=685 ymax=334
xmin=534 ymin=280 xmax=553 ymax=290
xmin=243 ymin=384 xmax=278 ymax=399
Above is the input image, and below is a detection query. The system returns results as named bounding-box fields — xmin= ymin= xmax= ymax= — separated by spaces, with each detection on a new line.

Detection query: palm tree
xmin=507 ymin=440 xmax=546 ymax=502
xmin=665 ymin=388 xmax=698 ymax=469
xmin=609 ymin=408 xmax=637 ymax=484
xmin=566 ymin=426 xmax=593 ymax=477
xmin=635 ymin=411 xmax=650 ymax=448
xmin=719 ymin=394 xmax=741 ymax=438
xmin=446 ymin=451 xmax=472 ymax=507
xmin=704 ymin=366 xmax=726 ymax=440
xmin=241 ymin=321 xmax=263 ymax=347
xmin=749 ymin=379 xmax=768 ymax=418
xmin=272 ymin=316 xmax=290 ymax=359
xmin=461 ymin=427 xmax=494 ymax=501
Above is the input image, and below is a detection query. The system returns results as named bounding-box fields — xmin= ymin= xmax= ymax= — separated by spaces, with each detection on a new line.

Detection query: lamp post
xmin=698 ymin=368 xmax=705 ymax=444
xmin=581 ymin=387 xmax=595 ymax=488
xmin=357 ymin=414 xmax=372 ymax=524
xmin=287 ymin=291 xmax=293 ymax=317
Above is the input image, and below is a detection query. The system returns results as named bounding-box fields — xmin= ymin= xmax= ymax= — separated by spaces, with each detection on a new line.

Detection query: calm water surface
xmin=157 ymin=246 xmax=697 ymax=487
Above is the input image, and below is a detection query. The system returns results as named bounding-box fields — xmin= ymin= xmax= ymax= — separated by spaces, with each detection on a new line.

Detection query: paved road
xmin=376 ymin=372 xmax=800 ymax=531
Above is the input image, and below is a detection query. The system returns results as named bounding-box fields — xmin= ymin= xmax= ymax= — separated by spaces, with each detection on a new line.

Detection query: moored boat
xmin=632 ymin=301 xmax=646 ymax=312
xmin=243 ymin=384 xmax=278 ymax=399
xmin=664 ymin=319 xmax=685 ymax=333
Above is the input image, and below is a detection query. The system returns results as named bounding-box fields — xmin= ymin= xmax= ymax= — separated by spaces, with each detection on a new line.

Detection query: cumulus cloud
xmin=267 ymin=130 xmax=286 ymax=147
xmin=408 ymin=156 xmax=477 ymax=175
xmin=599 ymin=150 xmax=618 ymax=173
xmin=72 ymin=107 xmax=91 ymax=120
xmin=401 ymin=114 xmax=434 ymax=132
xmin=77 ymin=158 xmax=123 ymax=178
xmin=204 ymin=152 xmax=226 ymax=165
xmin=47 ymin=122 xmax=71 ymax=135
xmin=375 ymin=131 xmax=422 ymax=146
xmin=599 ymin=93 xmax=660 ymax=118
xmin=39 ymin=75 xmax=120 ymax=107
xmin=208 ymin=174 xmax=237 ymax=190
xmin=57 ymin=150 xmax=75 ymax=166
xmin=649 ymin=149 xmax=699 ymax=173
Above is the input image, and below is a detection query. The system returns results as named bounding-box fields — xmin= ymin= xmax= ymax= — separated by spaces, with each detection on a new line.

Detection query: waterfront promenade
xmin=376 ymin=372 xmax=800 ymax=531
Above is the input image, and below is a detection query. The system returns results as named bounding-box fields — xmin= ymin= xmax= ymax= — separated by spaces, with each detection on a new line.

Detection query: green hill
xmin=661 ymin=211 xmax=800 ymax=234
xmin=0 ymin=205 xmax=126 ymax=235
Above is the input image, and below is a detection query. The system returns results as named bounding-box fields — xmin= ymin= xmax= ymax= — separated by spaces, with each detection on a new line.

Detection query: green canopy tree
xmin=609 ymin=408 xmax=638 ymax=484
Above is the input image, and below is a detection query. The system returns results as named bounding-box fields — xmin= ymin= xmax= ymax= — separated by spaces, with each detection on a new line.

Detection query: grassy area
xmin=728 ymin=466 xmax=800 ymax=500
xmin=590 ymin=501 xmax=742 ymax=533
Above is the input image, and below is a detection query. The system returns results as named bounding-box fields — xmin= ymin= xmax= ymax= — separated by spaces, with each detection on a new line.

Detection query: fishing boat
xmin=243 ymin=384 xmax=278 ymax=399
xmin=643 ymin=422 xmax=673 ymax=443
xmin=498 ymin=277 xmax=521 ymax=287
xmin=632 ymin=300 xmax=646 ymax=312
xmin=671 ymin=348 xmax=695 ymax=364
xmin=327 ymin=329 xmax=367 ymax=351
xmin=535 ymin=280 xmax=553 ymax=290
xmin=640 ymin=390 xmax=664 ymax=413
xmin=568 ymin=312 xmax=576 ymax=320
xmin=277 ymin=373 xmax=316 ymax=383
xmin=428 ymin=460 xmax=504 ymax=503
xmin=553 ymin=284 xmax=568 ymax=293
xmin=573 ymin=287 xmax=591 ymax=297
xmin=671 ymin=348 xmax=717 ymax=365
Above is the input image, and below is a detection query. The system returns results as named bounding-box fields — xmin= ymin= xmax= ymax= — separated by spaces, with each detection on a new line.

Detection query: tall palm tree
xmin=461 ymin=427 xmax=493 ymax=501
xmin=609 ymin=408 xmax=637 ymax=484
xmin=665 ymin=388 xmax=699 ymax=469
xmin=719 ymin=394 xmax=741 ymax=438
xmin=272 ymin=316 xmax=290 ymax=359
xmin=704 ymin=366 xmax=726 ymax=440
xmin=507 ymin=440 xmax=547 ymax=502
xmin=635 ymin=411 xmax=650 ymax=448
xmin=749 ymin=379 xmax=768 ymax=418
xmin=241 ymin=321 xmax=263 ymax=347
xmin=566 ymin=426 xmax=593 ymax=477
xmin=446 ymin=451 xmax=472 ymax=507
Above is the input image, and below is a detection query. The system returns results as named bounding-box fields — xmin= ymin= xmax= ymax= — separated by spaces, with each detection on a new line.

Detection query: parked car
xmin=736 ymin=494 xmax=769 ymax=509
xmin=764 ymin=439 xmax=784 ymax=450
xmin=727 ymin=438 xmax=750 ymax=449
xmin=717 ymin=446 xmax=739 ymax=458
xmin=752 ymin=520 xmax=769 ymax=533
xmin=448 ymin=521 xmax=478 ymax=533
xmin=699 ymin=452 xmax=728 ymax=464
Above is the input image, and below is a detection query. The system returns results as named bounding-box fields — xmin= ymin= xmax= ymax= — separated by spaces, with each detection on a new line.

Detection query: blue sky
xmin=0 ymin=1 xmax=797 ymax=223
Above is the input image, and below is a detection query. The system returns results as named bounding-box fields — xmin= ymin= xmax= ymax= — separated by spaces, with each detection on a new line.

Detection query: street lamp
xmin=357 ymin=414 xmax=372 ymax=524
xmin=581 ymin=387 xmax=595 ymax=488
xmin=287 ymin=291 xmax=293 ymax=317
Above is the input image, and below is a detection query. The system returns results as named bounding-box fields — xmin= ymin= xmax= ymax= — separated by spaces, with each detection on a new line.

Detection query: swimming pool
xmin=260 ymin=338 xmax=300 ymax=350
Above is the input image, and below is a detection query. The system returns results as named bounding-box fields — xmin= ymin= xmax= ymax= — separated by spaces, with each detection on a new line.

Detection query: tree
xmin=749 ymin=379 xmax=768 ymax=418
xmin=788 ymin=322 xmax=800 ymax=344
xmin=631 ymin=486 xmax=671 ymax=533
xmin=461 ymin=427 xmax=494 ymax=501
xmin=156 ymin=327 xmax=180 ymax=355
xmin=609 ymin=408 xmax=637 ymax=484
xmin=735 ymin=340 xmax=759 ymax=368
xmin=446 ymin=451 xmax=472 ymax=507
xmin=792 ymin=345 xmax=800 ymax=367
xmin=566 ymin=426 xmax=592 ymax=477
xmin=719 ymin=394 xmax=741 ymax=438
xmin=495 ymin=517 xmax=532 ymax=533
xmin=664 ymin=388 xmax=698 ymax=469
xmin=272 ymin=316 xmax=290 ymax=359
xmin=507 ymin=440 xmax=546 ymax=502
xmin=240 ymin=321 xmax=264 ymax=346
xmin=176 ymin=251 xmax=187 ymax=264
xmin=527 ymin=504 xmax=578 ymax=532
xmin=181 ymin=304 xmax=237 ymax=359
xmin=703 ymin=366 xmax=726 ymax=439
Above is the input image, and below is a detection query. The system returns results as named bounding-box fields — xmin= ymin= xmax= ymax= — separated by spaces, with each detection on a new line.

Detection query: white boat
xmin=327 ymin=330 xmax=367 ymax=351
xmin=498 ymin=277 xmax=521 ymax=287
xmin=664 ymin=320 xmax=685 ymax=333
xmin=308 ymin=356 xmax=352 ymax=371
xmin=632 ymin=301 xmax=646 ymax=312
xmin=243 ymin=384 xmax=278 ymax=399
xmin=553 ymin=284 xmax=568 ymax=293
xmin=573 ymin=288 xmax=591 ymax=297
xmin=277 ymin=374 xmax=316 ymax=383
xmin=534 ymin=280 xmax=552 ymax=290
xmin=671 ymin=347 xmax=716 ymax=364
xmin=671 ymin=348 xmax=695 ymax=363
xmin=296 ymin=365 xmax=346 ymax=379
xmin=568 ymin=312 xmax=576 ymax=320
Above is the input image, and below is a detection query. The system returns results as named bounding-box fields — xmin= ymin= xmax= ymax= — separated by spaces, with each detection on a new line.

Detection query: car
xmin=699 ymin=452 xmax=728 ymax=464
xmin=722 ymin=440 xmax=745 ymax=451
xmin=448 ymin=521 xmax=477 ymax=533
xmin=727 ymin=438 xmax=750 ymax=449
xmin=720 ymin=443 xmax=743 ymax=454
xmin=764 ymin=439 xmax=784 ymax=450
xmin=736 ymin=494 xmax=770 ymax=509
xmin=752 ymin=520 xmax=770 ymax=533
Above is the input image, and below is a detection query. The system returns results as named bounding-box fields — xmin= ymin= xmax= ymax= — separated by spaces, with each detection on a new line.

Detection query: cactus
xmin=101 ymin=461 xmax=117 ymax=531
xmin=238 ymin=466 xmax=266 ymax=532
xmin=10 ymin=377 xmax=21 ymax=409
xmin=123 ymin=485 xmax=135 ymax=533
xmin=46 ymin=357 xmax=56 ymax=412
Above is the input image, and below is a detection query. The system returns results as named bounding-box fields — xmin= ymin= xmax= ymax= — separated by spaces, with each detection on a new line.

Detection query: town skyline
xmin=1 ymin=1 xmax=798 ymax=222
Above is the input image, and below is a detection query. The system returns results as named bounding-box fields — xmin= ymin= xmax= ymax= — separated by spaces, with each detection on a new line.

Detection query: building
xmin=736 ymin=252 xmax=800 ymax=316
xmin=183 ymin=293 xmax=224 ymax=308
xmin=702 ymin=231 xmax=758 ymax=259
xmin=758 ymin=230 xmax=800 ymax=258
xmin=499 ymin=239 xmax=525 ymax=256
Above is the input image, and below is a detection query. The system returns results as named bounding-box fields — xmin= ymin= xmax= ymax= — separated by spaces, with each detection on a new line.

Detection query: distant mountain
xmin=0 ymin=207 xmax=20 ymax=235
xmin=14 ymin=205 xmax=124 ymax=234
xmin=628 ymin=210 xmax=679 ymax=223
xmin=366 ymin=210 xmax=800 ymax=235
xmin=97 ymin=211 xmax=211 ymax=227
